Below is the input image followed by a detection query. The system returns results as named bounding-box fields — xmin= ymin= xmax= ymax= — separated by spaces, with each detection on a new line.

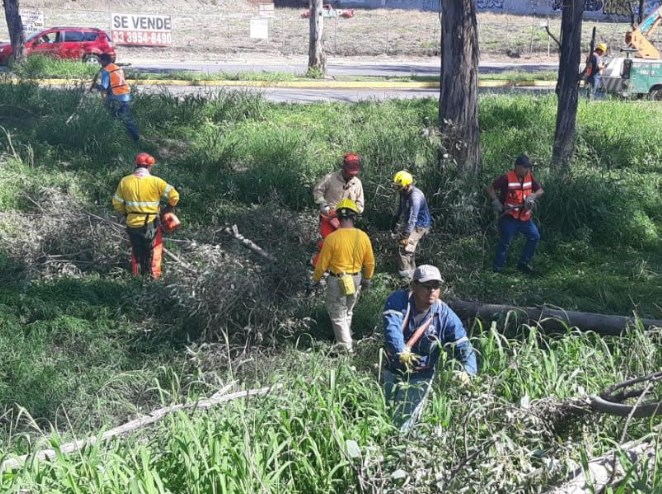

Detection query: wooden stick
xmin=220 ymin=224 xmax=276 ymax=262
xmin=547 ymin=426 xmax=661 ymax=494
xmin=1 ymin=384 xmax=282 ymax=472
xmin=163 ymin=247 xmax=196 ymax=272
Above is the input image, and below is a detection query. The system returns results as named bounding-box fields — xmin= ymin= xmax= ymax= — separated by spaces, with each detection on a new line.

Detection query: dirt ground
xmin=1 ymin=0 xmax=637 ymax=63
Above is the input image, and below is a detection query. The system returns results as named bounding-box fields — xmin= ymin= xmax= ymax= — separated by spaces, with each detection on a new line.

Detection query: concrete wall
xmin=339 ymin=0 xmax=658 ymax=19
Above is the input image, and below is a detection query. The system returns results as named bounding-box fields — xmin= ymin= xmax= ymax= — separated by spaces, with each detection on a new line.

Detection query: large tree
xmin=3 ymin=0 xmax=26 ymax=63
xmin=551 ymin=0 xmax=584 ymax=169
xmin=439 ymin=0 xmax=481 ymax=175
xmin=307 ymin=0 xmax=325 ymax=75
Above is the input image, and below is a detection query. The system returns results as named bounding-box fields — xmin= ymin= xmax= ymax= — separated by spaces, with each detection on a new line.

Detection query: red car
xmin=0 ymin=27 xmax=116 ymax=65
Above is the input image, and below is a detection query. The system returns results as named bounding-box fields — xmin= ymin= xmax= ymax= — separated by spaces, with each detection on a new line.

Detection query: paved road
xmin=125 ymin=57 xmax=557 ymax=78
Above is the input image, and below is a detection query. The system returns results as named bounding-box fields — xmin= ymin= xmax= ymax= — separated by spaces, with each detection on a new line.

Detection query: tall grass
xmin=1 ymin=82 xmax=662 ymax=492
xmin=0 ymin=326 xmax=659 ymax=492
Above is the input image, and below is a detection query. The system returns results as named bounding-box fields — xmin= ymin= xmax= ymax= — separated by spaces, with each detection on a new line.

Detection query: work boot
xmin=517 ymin=263 xmax=537 ymax=275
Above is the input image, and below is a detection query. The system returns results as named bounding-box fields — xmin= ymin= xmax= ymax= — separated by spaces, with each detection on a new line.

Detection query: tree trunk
xmin=439 ymin=0 xmax=481 ymax=175
xmin=449 ymin=300 xmax=662 ymax=335
xmin=307 ymin=0 xmax=325 ymax=75
xmin=3 ymin=0 xmax=26 ymax=63
xmin=551 ymin=0 xmax=584 ymax=170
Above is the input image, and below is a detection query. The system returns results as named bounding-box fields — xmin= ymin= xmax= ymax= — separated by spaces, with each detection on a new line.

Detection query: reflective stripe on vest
xmin=504 ymin=170 xmax=533 ymax=221
xmin=105 ymin=64 xmax=130 ymax=96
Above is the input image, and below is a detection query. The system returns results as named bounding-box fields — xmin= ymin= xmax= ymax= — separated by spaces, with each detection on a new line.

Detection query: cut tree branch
xmin=546 ymin=425 xmax=661 ymax=494
xmin=219 ymin=224 xmax=276 ymax=262
xmin=1 ymin=384 xmax=282 ymax=472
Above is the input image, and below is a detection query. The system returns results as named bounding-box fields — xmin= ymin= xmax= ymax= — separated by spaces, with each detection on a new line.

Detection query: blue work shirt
xmin=99 ymin=68 xmax=131 ymax=103
xmin=395 ymin=186 xmax=432 ymax=236
xmin=383 ymin=289 xmax=478 ymax=378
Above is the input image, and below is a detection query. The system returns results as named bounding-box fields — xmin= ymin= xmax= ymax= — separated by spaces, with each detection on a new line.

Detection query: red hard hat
xmin=342 ymin=152 xmax=362 ymax=176
xmin=135 ymin=152 xmax=156 ymax=166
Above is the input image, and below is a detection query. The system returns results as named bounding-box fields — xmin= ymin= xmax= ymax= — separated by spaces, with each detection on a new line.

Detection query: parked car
xmin=0 ymin=27 xmax=116 ymax=65
xmin=301 ymin=4 xmax=355 ymax=18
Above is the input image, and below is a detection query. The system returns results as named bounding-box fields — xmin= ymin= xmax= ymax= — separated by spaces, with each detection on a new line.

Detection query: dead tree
xmin=3 ymin=0 xmax=26 ymax=63
xmin=307 ymin=0 xmax=325 ymax=75
xmin=439 ymin=0 xmax=481 ymax=175
xmin=551 ymin=0 xmax=584 ymax=170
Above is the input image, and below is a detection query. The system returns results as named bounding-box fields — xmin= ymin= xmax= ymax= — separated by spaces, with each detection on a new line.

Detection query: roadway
xmin=125 ymin=56 xmax=558 ymax=79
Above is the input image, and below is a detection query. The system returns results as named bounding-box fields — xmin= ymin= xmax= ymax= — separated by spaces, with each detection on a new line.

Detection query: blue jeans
xmin=384 ymin=370 xmax=433 ymax=433
xmin=494 ymin=216 xmax=540 ymax=271
xmin=107 ymin=100 xmax=140 ymax=141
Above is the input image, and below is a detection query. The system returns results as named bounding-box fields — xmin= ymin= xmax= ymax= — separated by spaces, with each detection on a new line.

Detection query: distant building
xmin=327 ymin=0 xmax=659 ymax=17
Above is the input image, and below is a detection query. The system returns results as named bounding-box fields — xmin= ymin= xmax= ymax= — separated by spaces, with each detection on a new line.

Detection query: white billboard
xmin=21 ymin=8 xmax=45 ymax=37
xmin=110 ymin=13 xmax=172 ymax=46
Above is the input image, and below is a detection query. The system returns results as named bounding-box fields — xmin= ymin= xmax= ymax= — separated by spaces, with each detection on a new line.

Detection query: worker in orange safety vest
xmin=112 ymin=153 xmax=180 ymax=279
xmin=486 ymin=154 xmax=544 ymax=275
xmin=95 ymin=53 xmax=140 ymax=141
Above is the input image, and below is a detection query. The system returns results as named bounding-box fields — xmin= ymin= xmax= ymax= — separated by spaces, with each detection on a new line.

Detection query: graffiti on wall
xmin=477 ymin=0 xmax=505 ymax=8
xmin=552 ymin=0 xmax=604 ymax=11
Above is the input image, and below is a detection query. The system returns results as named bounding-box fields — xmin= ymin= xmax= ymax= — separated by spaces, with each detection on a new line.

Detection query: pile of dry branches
xmin=0 ymin=184 xmax=319 ymax=344
xmin=0 ymin=187 xmax=126 ymax=279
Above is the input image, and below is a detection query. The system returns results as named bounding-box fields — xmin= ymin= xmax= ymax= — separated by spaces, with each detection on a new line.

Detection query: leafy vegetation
xmin=0 ymin=81 xmax=660 ymax=492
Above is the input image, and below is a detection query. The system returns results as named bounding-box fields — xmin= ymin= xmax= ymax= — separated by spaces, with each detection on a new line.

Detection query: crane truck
xmin=601 ymin=5 xmax=662 ymax=99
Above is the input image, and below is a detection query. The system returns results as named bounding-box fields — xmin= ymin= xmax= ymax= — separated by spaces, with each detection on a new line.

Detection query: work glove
xmin=360 ymin=278 xmax=371 ymax=291
xmin=524 ymin=195 xmax=536 ymax=211
xmin=398 ymin=346 xmax=421 ymax=373
xmin=307 ymin=278 xmax=326 ymax=295
xmin=320 ymin=204 xmax=331 ymax=215
xmin=399 ymin=236 xmax=410 ymax=248
xmin=453 ymin=370 xmax=472 ymax=386
xmin=491 ymin=198 xmax=504 ymax=214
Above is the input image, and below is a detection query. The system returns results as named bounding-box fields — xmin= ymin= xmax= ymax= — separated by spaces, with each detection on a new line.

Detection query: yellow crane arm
xmin=625 ymin=6 xmax=662 ymax=59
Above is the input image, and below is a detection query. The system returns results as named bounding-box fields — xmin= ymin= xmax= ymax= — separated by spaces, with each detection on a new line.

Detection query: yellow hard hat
xmin=597 ymin=43 xmax=607 ymax=53
xmin=393 ymin=170 xmax=414 ymax=188
xmin=335 ymin=198 xmax=360 ymax=215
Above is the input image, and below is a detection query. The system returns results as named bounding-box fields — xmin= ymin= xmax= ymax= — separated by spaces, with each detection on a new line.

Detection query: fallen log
xmin=546 ymin=427 xmax=660 ymax=494
xmin=0 ymin=384 xmax=281 ymax=472
xmin=449 ymin=300 xmax=662 ymax=336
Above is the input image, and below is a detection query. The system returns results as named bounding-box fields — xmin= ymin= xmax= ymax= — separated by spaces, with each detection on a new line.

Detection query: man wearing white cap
xmin=382 ymin=264 xmax=477 ymax=432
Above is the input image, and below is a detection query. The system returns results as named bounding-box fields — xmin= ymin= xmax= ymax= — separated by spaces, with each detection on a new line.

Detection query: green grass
xmin=0 ymin=82 xmax=661 ymax=491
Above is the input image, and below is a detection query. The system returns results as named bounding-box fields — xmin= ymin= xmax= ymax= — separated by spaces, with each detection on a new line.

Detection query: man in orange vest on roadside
xmin=96 ymin=53 xmax=140 ymax=141
xmin=486 ymin=154 xmax=544 ymax=274
xmin=112 ymin=153 xmax=180 ymax=279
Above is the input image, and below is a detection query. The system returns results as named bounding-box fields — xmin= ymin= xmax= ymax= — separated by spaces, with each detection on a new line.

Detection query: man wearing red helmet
xmin=112 ymin=153 xmax=180 ymax=279
xmin=311 ymin=153 xmax=365 ymax=267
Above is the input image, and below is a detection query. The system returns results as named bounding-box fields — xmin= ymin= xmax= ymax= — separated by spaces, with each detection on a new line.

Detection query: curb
xmin=13 ymin=78 xmax=558 ymax=89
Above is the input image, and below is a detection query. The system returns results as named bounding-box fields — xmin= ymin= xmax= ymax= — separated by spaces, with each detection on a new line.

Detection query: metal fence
xmin=0 ymin=6 xmax=644 ymax=59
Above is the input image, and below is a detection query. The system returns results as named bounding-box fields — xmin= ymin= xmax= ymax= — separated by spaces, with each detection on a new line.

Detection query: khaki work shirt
xmin=312 ymin=170 xmax=365 ymax=213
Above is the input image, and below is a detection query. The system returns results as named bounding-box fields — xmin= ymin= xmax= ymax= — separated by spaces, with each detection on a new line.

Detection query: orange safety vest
xmin=104 ymin=63 xmax=130 ymax=96
xmin=504 ymin=170 xmax=534 ymax=221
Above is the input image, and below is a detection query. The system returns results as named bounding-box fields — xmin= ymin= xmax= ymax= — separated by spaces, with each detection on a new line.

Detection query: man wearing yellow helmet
xmin=391 ymin=171 xmax=432 ymax=280
xmin=311 ymin=153 xmax=365 ymax=267
xmin=312 ymin=198 xmax=375 ymax=353
xmin=584 ymin=42 xmax=607 ymax=98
